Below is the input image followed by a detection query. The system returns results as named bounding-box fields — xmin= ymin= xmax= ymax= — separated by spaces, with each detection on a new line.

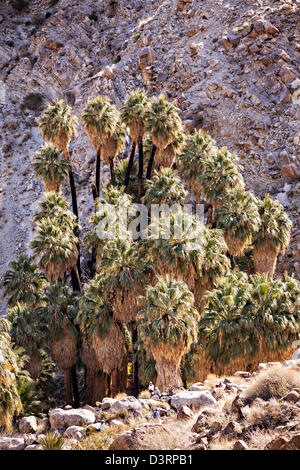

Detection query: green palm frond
xmin=143 ymin=167 xmax=187 ymax=206
xmin=32 ymin=144 xmax=70 ymax=191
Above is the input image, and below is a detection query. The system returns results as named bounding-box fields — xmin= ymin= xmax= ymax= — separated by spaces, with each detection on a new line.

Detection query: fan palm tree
xmin=120 ymin=90 xmax=149 ymax=197
xmin=0 ymin=318 xmax=23 ymax=433
xmin=145 ymin=94 xmax=182 ymax=179
xmin=141 ymin=213 xmax=205 ymax=291
xmin=32 ymin=144 xmax=70 ymax=193
xmin=178 ymin=130 xmax=216 ymax=203
xmin=200 ymin=148 xmax=244 ymax=210
xmin=215 ymin=188 xmax=260 ymax=257
xmin=77 ymin=278 xmax=126 ymax=401
xmin=97 ymin=237 xmax=152 ymax=323
xmin=33 ymin=192 xmax=78 ymax=232
xmin=37 ymin=283 xmax=79 ymax=405
xmin=155 ymin=128 xmax=185 ymax=169
xmin=81 ymin=96 xmax=119 ymax=196
xmin=194 ymin=228 xmax=231 ymax=312
xmin=7 ymin=303 xmax=45 ymax=380
xmin=31 ymin=218 xmax=79 ymax=285
xmin=1 ymin=255 xmax=46 ymax=308
xmin=39 ymin=100 xmax=79 ymax=218
xmin=252 ymin=195 xmax=292 ymax=277
xmin=137 ymin=277 xmax=199 ymax=390
xmin=143 ymin=168 xmax=187 ymax=207
xmin=101 ymin=119 xmax=127 ymax=184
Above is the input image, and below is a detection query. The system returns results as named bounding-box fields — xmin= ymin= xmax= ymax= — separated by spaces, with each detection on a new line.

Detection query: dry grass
xmin=139 ymin=390 xmax=152 ymax=399
xmin=242 ymin=398 xmax=299 ymax=429
xmin=114 ymin=393 xmax=128 ymax=400
xmin=243 ymin=367 xmax=300 ymax=402
xmin=141 ymin=421 xmax=193 ymax=450
xmin=72 ymin=424 xmax=129 ymax=450
xmin=246 ymin=428 xmax=281 ymax=450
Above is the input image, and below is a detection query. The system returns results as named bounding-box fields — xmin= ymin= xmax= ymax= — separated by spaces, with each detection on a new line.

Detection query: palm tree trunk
xmin=131 ymin=326 xmax=140 ymax=397
xmin=86 ymin=367 xmax=95 ymax=405
xmin=71 ymin=267 xmax=81 ymax=292
xmin=207 ymin=204 xmax=214 ymax=227
xmin=119 ymin=353 xmax=128 ymax=392
xmin=91 ymin=184 xmax=98 ymax=204
xmin=71 ymin=365 xmax=80 ymax=408
xmin=64 ymin=368 xmax=72 ymax=405
xmin=146 ymin=145 xmax=157 ymax=180
xmin=138 ymin=136 xmax=144 ymax=201
xmin=155 ymin=360 xmax=183 ymax=391
xmin=96 ymin=149 xmax=101 ymax=197
xmin=68 ymin=169 xmax=78 ymax=218
xmin=124 ymin=142 xmax=136 ymax=189
xmin=109 ymin=157 xmax=115 ymax=183
xmin=111 ymin=369 xmax=120 ymax=397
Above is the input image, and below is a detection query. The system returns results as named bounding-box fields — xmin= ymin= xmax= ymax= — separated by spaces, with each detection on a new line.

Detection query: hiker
xmin=151 ymin=408 xmax=160 ymax=419
xmin=153 ymin=387 xmax=161 ymax=398
xmin=148 ymin=381 xmax=154 ymax=393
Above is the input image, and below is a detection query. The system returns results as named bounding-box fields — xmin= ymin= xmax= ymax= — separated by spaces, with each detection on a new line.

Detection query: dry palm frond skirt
xmin=130 ymin=120 xmax=144 ymax=144
xmin=152 ymin=341 xmax=186 ymax=390
xmin=48 ymin=130 xmax=72 ymax=158
xmin=101 ymin=137 xmax=118 ymax=165
xmin=44 ymin=245 xmax=78 ymax=283
xmin=188 ymin=179 xmax=202 ymax=204
xmin=253 ymin=242 xmax=280 ymax=277
xmin=224 ymin=233 xmax=250 ymax=257
xmin=50 ymin=327 xmax=77 ymax=370
xmin=152 ymin=133 xmax=170 ymax=151
xmin=81 ymin=337 xmax=103 ymax=371
xmin=194 ymin=277 xmax=214 ymax=312
xmin=43 ymin=178 xmax=62 ymax=193
xmin=155 ymin=146 xmax=176 ymax=168
xmin=154 ymin=263 xmax=196 ymax=291
xmin=112 ymin=281 xmax=145 ymax=323
xmin=91 ymin=324 xmax=125 ymax=375
xmin=26 ymin=355 xmax=42 ymax=381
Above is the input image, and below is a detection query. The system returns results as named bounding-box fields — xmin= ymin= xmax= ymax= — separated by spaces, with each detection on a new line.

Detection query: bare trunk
xmin=71 ymin=365 xmax=80 ymax=408
xmin=124 ymin=142 xmax=136 ymax=189
xmin=93 ymin=371 xmax=109 ymax=403
xmin=71 ymin=267 xmax=81 ymax=292
xmin=109 ymin=157 xmax=115 ymax=184
xmin=111 ymin=369 xmax=120 ymax=397
xmin=138 ymin=136 xmax=144 ymax=202
xmin=64 ymin=368 xmax=72 ymax=405
xmin=155 ymin=360 xmax=183 ymax=391
xmin=206 ymin=204 xmax=214 ymax=227
xmin=131 ymin=325 xmax=139 ymax=397
xmin=86 ymin=367 xmax=95 ymax=405
xmin=146 ymin=145 xmax=157 ymax=180
xmin=96 ymin=149 xmax=101 ymax=197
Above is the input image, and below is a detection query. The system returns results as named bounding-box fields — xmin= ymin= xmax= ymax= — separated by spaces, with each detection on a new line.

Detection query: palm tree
xmin=145 ymin=94 xmax=182 ymax=179
xmin=33 ymin=192 xmax=78 ymax=232
xmin=1 ymin=255 xmax=46 ymax=308
xmin=97 ymin=237 xmax=151 ymax=323
xmin=200 ymin=148 xmax=244 ymax=210
xmin=0 ymin=318 xmax=23 ymax=433
xmin=141 ymin=213 xmax=205 ymax=291
xmin=7 ymin=303 xmax=45 ymax=380
xmin=143 ymin=168 xmax=187 ymax=207
xmin=137 ymin=277 xmax=199 ymax=390
xmin=32 ymin=144 xmax=70 ymax=193
xmin=194 ymin=228 xmax=231 ymax=312
xmin=81 ymin=96 xmax=119 ymax=197
xmin=215 ymin=188 xmax=261 ymax=257
xmin=37 ymin=283 xmax=79 ymax=405
xmin=120 ymin=90 xmax=149 ymax=197
xmin=178 ymin=130 xmax=216 ymax=203
xmin=101 ymin=119 xmax=127 ymax=184
xmin=155 ymin=129 xmax=185 ymax=169
xmin=77 ymin=278 xmax=126 ymax=401
xmin=31 ymin=218 xmax=79 ymax=285
xmin=252 ymin=195 xmax=292 ymax=277
xmin=39 ymin=100 xmax=78 ymax=217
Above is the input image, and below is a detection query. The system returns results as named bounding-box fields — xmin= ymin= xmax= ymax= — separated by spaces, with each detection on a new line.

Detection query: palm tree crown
xmin=120 ymin=89 xmax=149 ymax=142
xmin=143 ymin=168 xmax=187 ymax=206
xmin=33 ymin=192 xmax=78 ymax=232
xmin=32 ymin=144 xmax=70 ymax=193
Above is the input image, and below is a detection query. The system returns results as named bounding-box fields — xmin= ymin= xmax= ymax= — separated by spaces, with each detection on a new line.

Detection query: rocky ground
xmin=0 ymin=0 xmax=300 ymax=315
xmin=0 ymin=360 xmax=300 ymax=450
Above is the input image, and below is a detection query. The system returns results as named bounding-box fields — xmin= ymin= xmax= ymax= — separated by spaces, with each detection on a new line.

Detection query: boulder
xmin=87 ymin=423 xmax=104 ymax=433
xmin=37 ymin=417 xmax=50 ymax=434
xmin=110 ymin=420 xmax=126 ymax=428
xmin=282 ymin=391 xmax=299 ymax=403
xmin=64 ymin=426 xmax=85 ymax=440
xmin=281 ymin=434 xmax=300 ymax=450
xmin=138 ymin=47 xmax=155 ymax=71
xmin=189 ymin=385 xmax=204 ymax=391
xmin=110 ymin=396 xmax=142 ymax=414
xmin=0 ymin=437 xmax=26 ymax=450
xmin=171 ymin=390 xmax=217 ymax=410
xmin=267 ymin=436 xmax=289 ymax=450
xmin=25 ymin=444 xmax=43 ymax=450
xmin=177 ymin=405 xmax=194 ymax=420
xmin=101 ymin=398 xmax=116 ymax=410
xmin=234 ymin=371 xmax=251 ymax=378
xmin=19 ymin=416 xmax=37 ymax=434
xmin=49 ymin=408 xmax=95 ymax=430
xmin=233 ymin=440 xmax=249 ymax=450
xmin=222 ymin=421 xmax=242 ymax=437
xmin=109 ymin=423 xmax=169 ymax=450
xmin=192 ymin=408 xmax=220 ymax=433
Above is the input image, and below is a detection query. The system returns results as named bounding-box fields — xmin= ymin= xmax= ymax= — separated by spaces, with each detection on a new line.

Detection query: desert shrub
xmin=138 ymin=390 xmax=151 ymax=399
xmin=38 ymin=432 xmax=64 ymax=450
xmin=244 ymin=367 xmax=300 ymax=402
xmin=242 ymin=398 xmax=299 ymax=430
xmin=72 ymin=424 xmax=127 ymax=450
xmin=23 ymin=93 xmax=44 ymax=112
xmin=114 ymin=392 xmax=128 ymax=400
xmin=11 ymin=0 xmax=29 ymax=11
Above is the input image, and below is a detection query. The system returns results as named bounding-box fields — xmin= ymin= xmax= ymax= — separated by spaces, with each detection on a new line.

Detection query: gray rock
xmin=19 ymin=416 xmax=37 ymax=434
xmin=49 ymin=408 xmax=95 ymax=430
xmin=110 ymin=396 xmax=142 ymax=414
xmin=0 ymin=437 xmax=26 ymax=450
xmin=233 ymin=440 xmax=249 ymax=450
xmin=171 ymin=390 xmax=217 ymax=410
xmin=64 ymin=425 xmax=85 ymax=440
xmin=25 ymin=444 xmax=43 ymax=450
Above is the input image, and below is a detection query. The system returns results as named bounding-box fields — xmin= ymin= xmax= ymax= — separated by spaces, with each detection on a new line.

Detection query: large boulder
xmin=171 ymin=390 xmax=217 ymax=410
xmin=101 ymin=398 xmax=116 ymax=411
xmin=0 ymin=437 xmax=26 ymax=450
xmin=49 ymin=408 xmax=95 ymax=430
xmin=109 ymin=396 xmax=143 ymax=414
xmin=64 ymin=426 xmax=85 ymax=440
xmin=109 ymin=423 xmax=169 ymax=450
xmin=19 ymin=416 xmax=37 ymax=434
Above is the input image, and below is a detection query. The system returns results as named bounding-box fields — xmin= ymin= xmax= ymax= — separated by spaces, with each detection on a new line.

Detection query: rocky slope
xmin=0 ymin=0 xmax=299 ymax=314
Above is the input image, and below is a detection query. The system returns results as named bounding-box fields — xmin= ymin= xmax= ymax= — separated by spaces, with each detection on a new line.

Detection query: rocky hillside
xmin=0 ymin=0 xmax=299 ymax=314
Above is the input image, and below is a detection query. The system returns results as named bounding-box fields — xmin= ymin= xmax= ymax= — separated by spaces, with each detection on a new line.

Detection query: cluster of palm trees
xmin=0 ymin=89 xmax=298 ymax=432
